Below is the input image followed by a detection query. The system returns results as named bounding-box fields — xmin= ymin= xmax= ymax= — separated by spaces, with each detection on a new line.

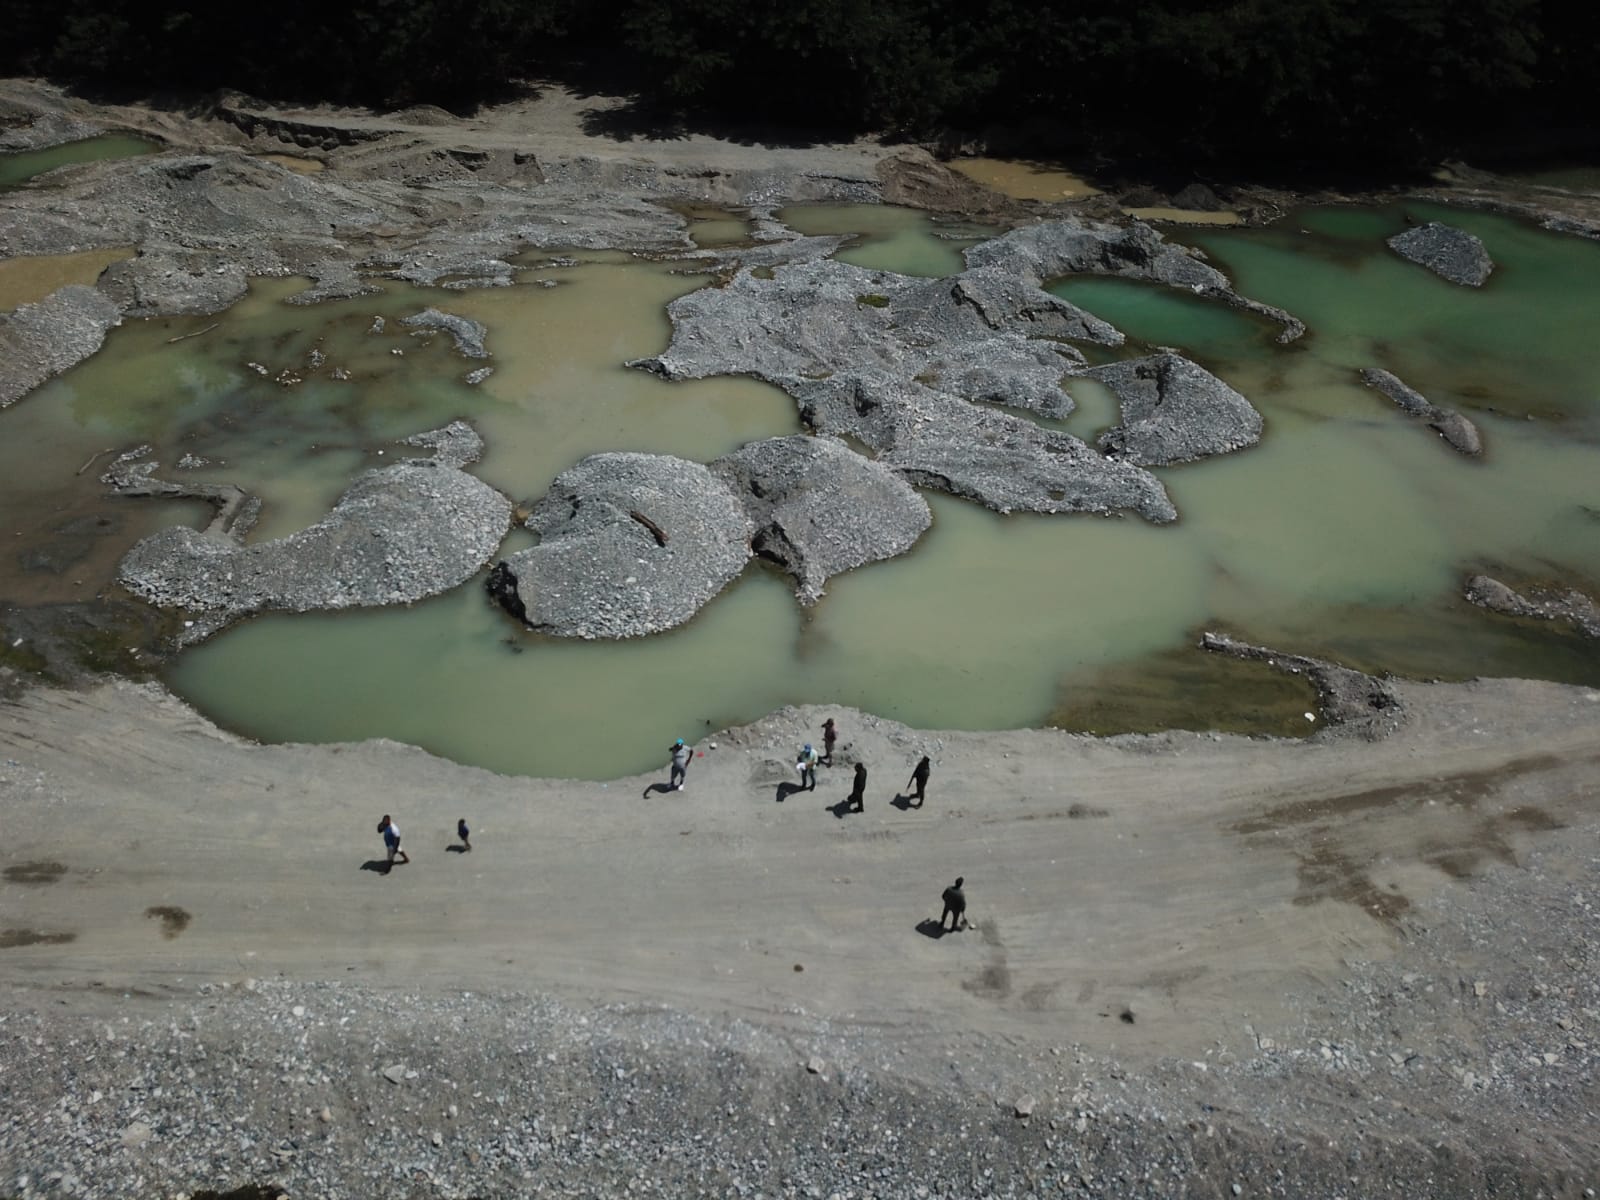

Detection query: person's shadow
xmin=827 ymin=796 xmax=861 ymax=819
xmin=774 ymin=781 xmax=804 ymax=803
xmin=360 ymin=859 xmax=392 ymax=875
xmin=446 ymin=844 xmax=468 ymax=854
xmin=641 ymin=782 xmax=676 ymax=797
xmin=890 ymin=793 xmax=919 ymax=811
xmin=915 ymin=918 xmax=947 ymax=939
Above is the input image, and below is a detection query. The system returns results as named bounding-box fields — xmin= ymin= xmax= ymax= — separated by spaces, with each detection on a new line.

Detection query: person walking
xmin=908 ymin=755 xmax=931 ymax=806
xmin=847 ymin=761 xmax=867 ymax=812
xmin=457 ymin=818 xmax=472 ymax=852
xmin=669 ymin=738 xmax=692 ymax=791
xmin=821 ymin=718 xmax=838 ymax=766
xmin=378 ymin=814 xmax=410 ymax=865
xmin=796 ymin=742 xmax=819 ymax=791
xmin=941 ymin=876 xmax=966 ymax=932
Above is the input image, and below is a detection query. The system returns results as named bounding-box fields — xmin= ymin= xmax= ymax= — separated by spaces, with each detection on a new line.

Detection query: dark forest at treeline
xmin=6 ymin=0 xmax=1597 ymax=176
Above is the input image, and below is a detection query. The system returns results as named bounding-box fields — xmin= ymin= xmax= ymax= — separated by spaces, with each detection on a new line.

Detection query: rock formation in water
xmin=1199 ymin=632 xmax=1406 ymax=740
xmin=1359 ymin=367 xmax=1483 ymax=456
xmin=0 ymin=286 xmax=123 ymax=408
xmin=1464 ymin=575 xmax=1600 ymax=638
xmin=634 ymin=252 xmax=1180 ymax=522
xmin=1090 ymin=352 xmax=1263 ymax=465
xmin=711 ymin=435 xmax=931 ymax=605
xmin=964 ymin=219 xmax=1306 ymax=342
xmin=399 ymin=308 xmax=490 ymax=358
xmin=1385 ymin=221 xmax=1495 ymax=286
xmin=491 ymin=437 xmax=936 ymax=635
xmin=101 ymin=446 xmax=262 ymax=541
xmin=398 ymin=419 xmax=487 ymax=468
xmin=110 ymin=423 xmax=512 ymax=644
xmin=500 ymin=452 xmax=753 ymax=639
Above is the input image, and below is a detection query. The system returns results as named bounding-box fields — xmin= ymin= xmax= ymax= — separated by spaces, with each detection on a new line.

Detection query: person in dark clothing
xmin=908 ymin=756 xmax=931 ymax=806
xmin=847 ymin=761 xmax=867 ymax=812
xmin=457 ymin=818 xmax=471 ymax=852
xmin=821 ymin=718 xmax=838 ymax=766
xmin=941 ymin=877 xmax=966 ymax=932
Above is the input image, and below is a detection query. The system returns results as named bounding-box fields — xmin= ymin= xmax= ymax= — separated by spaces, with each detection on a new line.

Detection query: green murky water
xmin=5 ymin=203 xmax=1599 ymax=778
xmin=0 ymin=135 xmax=161 ymax=188
xmin=778 ymin=204 xmax=995 ymax=277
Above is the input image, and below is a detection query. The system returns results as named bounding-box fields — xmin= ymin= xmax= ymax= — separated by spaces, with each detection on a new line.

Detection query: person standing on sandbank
xmin=378 ymin=814 xmax=410 ymax=865
xmin=941 ymin=877 xmax=967 ymax=932
xmin=908 ymin=756 xmax=931 ymax=806
xmin=457 ymin=818 xmax=472 ymax=852
xmin=848 ymin=761 xmax=867 ymax=812
xmin=821 ymin=717 xmax=838 ymax=766
xmin=669 ymin=738 xmax=692 ymax=792
xmin=797 ymin=742 xmax=819 ymax=791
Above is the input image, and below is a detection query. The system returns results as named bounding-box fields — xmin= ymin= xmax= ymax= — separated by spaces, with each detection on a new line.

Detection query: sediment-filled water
xmin=3 ymin=202 xmax=1598 ymax=778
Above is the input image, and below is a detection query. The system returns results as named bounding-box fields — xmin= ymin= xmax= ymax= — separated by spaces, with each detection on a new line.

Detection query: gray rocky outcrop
xmin=501 ymin=453 xmax=754 ymax=639
xmin=638 ymin=255 xmax=1114 ymax=419
xmin=399 ymin=308 xmax=490 ymax=358
xmin=493 ymin=436 xmax=937 ymax=634
xmin=964 ymin=219 xmax=1306 ymax=343
xmin=1090 ymin=353 xmax=1263 ymax=465
xmin=711 ymin=436 xmax=931 ymax=604
xmin=1200 ymin=632 xmax=1406 ymax=740
xmin=0 ymin=286 xmax=123 ymax=407
xmin=1386 ymin=222 xmax=1494 ymax=286
xmin=795 ymin=372 xmax=1176 ymax=520
xmin=634 ymin=254 xmax=1178 ymax=522
xmin=111 ymin=426 xmax=511 ymax=644
xmin=1359 ymin=367 xmax=1483 ymax=456
xmin=1464 ymin=575 xmax=1600 ymax=638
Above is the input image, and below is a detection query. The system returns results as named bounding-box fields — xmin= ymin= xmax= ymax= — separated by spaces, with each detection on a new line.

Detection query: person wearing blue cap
xmin=796 ymin=742 xmax=819 ymax=791
xmin=669 ymin=738 xmax=692 ymax=791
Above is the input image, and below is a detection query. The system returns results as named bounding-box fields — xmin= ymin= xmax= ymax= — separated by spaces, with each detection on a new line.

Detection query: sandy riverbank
xmin=2 ymin=675 xmax=1598 ymax=1194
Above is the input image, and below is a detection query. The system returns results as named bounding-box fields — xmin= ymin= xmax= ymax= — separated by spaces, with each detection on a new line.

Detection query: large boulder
xmin=1386 ymin=222 xmax=1494 ymax=287
xmin=501 ymin=453 xmax=754 ymax=639
xmin=1090 ymin=353 xmax=1263 ymax=465
xmin=712 ymin=436 xmax=931 ymax=604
